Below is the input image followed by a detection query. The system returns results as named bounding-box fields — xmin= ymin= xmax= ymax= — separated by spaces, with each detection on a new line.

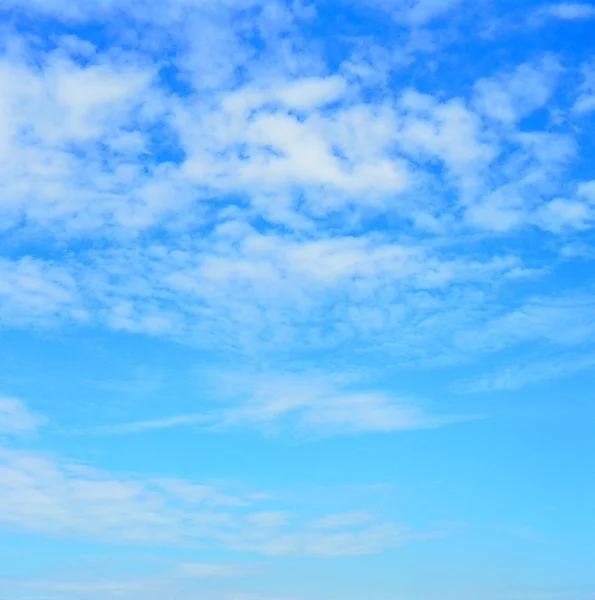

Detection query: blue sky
xmin=0 ymin=0 xmax=594 ymax=598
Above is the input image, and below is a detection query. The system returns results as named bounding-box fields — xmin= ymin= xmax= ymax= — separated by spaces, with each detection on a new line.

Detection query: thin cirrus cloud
xmin=0 ymin=397 xmax=46 ymax=435
xmin=90 ymin=373 xmax=475 ymax=436
xmin=0 ymin=398 xmax=429 ymax=557
xmin=455 ymin=353 xmax=595 ymax=393
xmin=0 ymin=442 xmax=431 ymax=557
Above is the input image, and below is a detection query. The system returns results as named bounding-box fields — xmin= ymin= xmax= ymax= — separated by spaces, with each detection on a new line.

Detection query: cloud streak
xmin=88 ymin=372 xmax=475 ymax=436
xmin=0 ymin=443 xmax=431 ymax=556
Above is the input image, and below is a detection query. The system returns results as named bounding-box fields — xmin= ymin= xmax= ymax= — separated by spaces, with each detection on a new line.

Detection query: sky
xmin=0 ymin=0 xmax=594 ymax=598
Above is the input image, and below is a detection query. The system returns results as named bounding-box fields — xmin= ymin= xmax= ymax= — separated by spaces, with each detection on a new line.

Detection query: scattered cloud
xmin=0 ymin=397 xmax=46 ymax=435
xmin=473 ymin=57 xmax=562 ymax=125
xmin=0 ymin=445 xmax=430 ymax=556
xmin=536 ymin=3 xmax=595 ymax=21
xmin=0 ymin=1 xmax=593 ymax=598
xmin=0 ymin=16 xmax=591 ymax=369
xmin=456 ymin=352 xmax=595 ymax=393
xmin=574 ymin=62 xmax=595 ymax=114
xmin=370 ymin=0 xmax=469 ymax=25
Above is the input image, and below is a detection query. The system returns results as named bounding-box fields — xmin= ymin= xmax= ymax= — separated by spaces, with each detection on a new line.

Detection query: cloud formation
xmin=0 ymin=2 xmax=594 ymax=599
xmin=0 ymin=397 xmax=46 ymax=435
xmin=538 ymin=2 xmax=595 ymax=20
xmin=0 ymin=442 xmax=428 ymax=556
xmin=93 ymin=372 xmax=471 ymax=436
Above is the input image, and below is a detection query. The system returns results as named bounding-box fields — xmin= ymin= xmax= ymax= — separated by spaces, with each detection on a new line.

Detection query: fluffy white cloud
xmin=0 ymin=29 xmax=581 ymax=241
xmin=0 ymin=40 xmax=186 ymax=235
xmin=0 ymin=1 xmax=593 ymax=376
xmin=473 ymin=58 xmax=562 ymax=125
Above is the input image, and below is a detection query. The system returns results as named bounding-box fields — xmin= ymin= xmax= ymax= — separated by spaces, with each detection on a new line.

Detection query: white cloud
xmin=2 ymin=573 xmax=300 ymax=600
xmin=312 ymin=510 xmax=375 ymax=529
xmin=538 ymin=3 xmax=595 ymax=20
xmin=175 ymin=86 xmax=409 ymax=210
xmin=473 ymin=58 xmax=562 ymax=125
xmin=0 ymin=4 xmax=592 ymax=373
xmin=0 ymin=257 xmax=84 ymax=327
xmin=221 ymin=375 xmax=467 ymax=434
xmin=535 ymin=179 xmax=595 ymax=232
xmin=95 ymin=414 xmax=211 ymax=435
xmin=0 ymin=29 xmax=583 ymax=247
xmin=1 ymin=0 xmax=267 ymax=22
xmin=229 ymin=520 xmax=428 ymax=557
xmin=452 ymin=293 xmax=595 ymax=357
xmin=0 ymin=218 xmax=545 ymax=362
xmin=272 ymin=75 xmax=348 ymax=110
xmin=0 ymin=397 xmax=46 ymax=435
xmin=93 ymin=372 xmax=473 ymax=436
xmin=397 ymin=91 xmax=496 ymax=175
xmin=0 ymin=40 xmax=181 ymax=235
xmin=456 ymin=352 xmax=595 ymax=393
xmin=406 ymin=0 xmax=467 ymax=23
xmin=536 ymin=197 xmax=592 ymax=232
xmin=574 ymin=62 xmax=595 ymax=114
xmin=0 ymin=445 xmax=429 ymax=555
xmin=370 ymin=0 xmax=468 ymax=25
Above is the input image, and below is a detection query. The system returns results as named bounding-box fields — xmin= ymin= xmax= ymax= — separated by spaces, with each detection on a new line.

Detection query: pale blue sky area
xmin=0 ymin=1 xmax=594 ymax=599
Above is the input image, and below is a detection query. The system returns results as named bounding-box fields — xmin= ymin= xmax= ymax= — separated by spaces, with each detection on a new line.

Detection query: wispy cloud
xmin=455 ymin=353 xmax=595 ymax=393
xmin=175 ymin=561 xmax=249 ymax=578
xmin=536 ymin=3 xmax=595 ymax=21
xmin=0 ymin=444 xmax=432 ymax=556
xmin=88 ymin=372 xmax=474 ymax=436
xmin=369 ymin=0 xmax=469 ymax=25
xmin=219 ymin=375 xmax=473 ymax=434
xmin=0 ymin=397 xmax=46 ymax=435
xmin=0 ymin=560 xmax=260 ymax=600
xmin=95 ymin=414 xmax=211 ymax=434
